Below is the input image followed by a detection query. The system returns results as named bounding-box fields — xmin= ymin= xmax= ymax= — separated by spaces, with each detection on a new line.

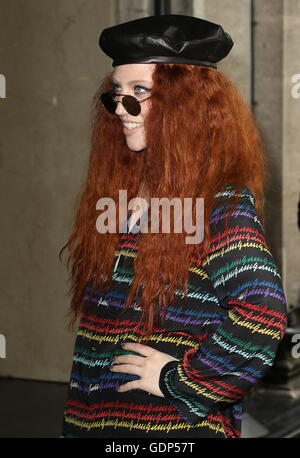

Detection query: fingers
xmin=110 ymin=363 xmax=142 ymax=377
xmin=122 ymin=342 xmax=154 ymax=357
xmin=117 ymin=381 xmax=140 ymax=393
xmin=113 ymin=354 xmax=145 ymax=366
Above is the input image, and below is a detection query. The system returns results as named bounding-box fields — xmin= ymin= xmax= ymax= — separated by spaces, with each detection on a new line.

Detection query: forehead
xmin=112 ymin=63 xmax=156 ymax=84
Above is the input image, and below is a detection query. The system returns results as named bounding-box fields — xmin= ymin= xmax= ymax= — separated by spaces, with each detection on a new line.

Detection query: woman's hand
xmin=110 ymin=342 xmax=179 ymax=397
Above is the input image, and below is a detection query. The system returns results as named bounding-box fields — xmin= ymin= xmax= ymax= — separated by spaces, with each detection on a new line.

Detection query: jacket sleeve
xmin=158 ymin=186 xmax=287 ymax=425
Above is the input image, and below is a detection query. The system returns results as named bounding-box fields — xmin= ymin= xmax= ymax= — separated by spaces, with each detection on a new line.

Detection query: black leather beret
xmin=99 ymin=14 xmax=234 ymax=68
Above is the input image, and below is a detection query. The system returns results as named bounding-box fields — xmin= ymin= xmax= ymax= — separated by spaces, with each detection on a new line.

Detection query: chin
xmin=126 ymin=142 xmax=146 ymax=152
xmin=125 ymin=132 xmax=146 ymax=152
xmin=131 ymin=147 xmax=145 ymax=153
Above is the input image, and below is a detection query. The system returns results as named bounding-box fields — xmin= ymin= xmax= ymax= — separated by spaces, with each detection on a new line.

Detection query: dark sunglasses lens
xmin=100 ymin=93 xmax=117 ymax=114
xmin=122 ymin=95 xmax=141 ymax=116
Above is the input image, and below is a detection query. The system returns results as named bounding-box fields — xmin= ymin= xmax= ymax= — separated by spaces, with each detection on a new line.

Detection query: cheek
xmin=141 ymin=100 xmax=151 ymax=120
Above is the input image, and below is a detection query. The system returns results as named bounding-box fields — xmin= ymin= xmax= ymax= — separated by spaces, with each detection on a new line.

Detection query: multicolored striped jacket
xmin=61 ymin=186 xmax=287 ymax=438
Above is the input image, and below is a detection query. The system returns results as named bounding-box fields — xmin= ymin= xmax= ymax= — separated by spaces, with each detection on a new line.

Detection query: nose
xmin=115 ymin=99 xmax=127 ymax=116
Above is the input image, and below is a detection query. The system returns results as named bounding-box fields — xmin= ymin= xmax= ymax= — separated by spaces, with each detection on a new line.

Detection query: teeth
xmin=123 ymin=122 xmax=142 ymax=130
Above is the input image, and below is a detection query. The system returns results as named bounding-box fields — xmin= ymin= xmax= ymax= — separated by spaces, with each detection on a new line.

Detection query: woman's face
xmin=112 ymin=63 xmax=156 ymax=152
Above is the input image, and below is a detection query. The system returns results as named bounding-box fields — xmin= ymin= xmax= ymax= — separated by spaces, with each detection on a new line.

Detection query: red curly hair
xmin=59 ymin=64 xmax=268 ymax=339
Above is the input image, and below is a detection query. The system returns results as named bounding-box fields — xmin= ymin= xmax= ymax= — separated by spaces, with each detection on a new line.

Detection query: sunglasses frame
xmin=100 ymin=91 xmax=152 ymax=116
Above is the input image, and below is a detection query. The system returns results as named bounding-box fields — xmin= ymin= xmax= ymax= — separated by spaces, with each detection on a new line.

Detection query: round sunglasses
xmin=100 ymin=91 xmax=151 ymax=116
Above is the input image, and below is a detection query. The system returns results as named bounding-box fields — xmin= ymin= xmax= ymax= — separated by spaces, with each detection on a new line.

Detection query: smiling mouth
xmin=122 ymin=122 xmax=143 ymax=130
xmin=122 ymin=122 xmax=143 ymax=136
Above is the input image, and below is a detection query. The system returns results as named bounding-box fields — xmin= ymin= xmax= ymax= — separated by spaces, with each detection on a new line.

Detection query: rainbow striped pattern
xmin=61 ymin=186 xmax=287 ymax=438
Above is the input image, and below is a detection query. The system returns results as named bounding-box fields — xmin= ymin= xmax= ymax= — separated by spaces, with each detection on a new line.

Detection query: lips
xmin=122 ymin=121 xmax=143 ymax=136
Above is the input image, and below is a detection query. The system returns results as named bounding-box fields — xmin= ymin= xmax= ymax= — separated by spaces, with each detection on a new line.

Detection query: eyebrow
xmin=112 ymin=79 xmax=152 ymax=85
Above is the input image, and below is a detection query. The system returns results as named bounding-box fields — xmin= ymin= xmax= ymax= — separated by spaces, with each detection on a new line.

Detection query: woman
xmin=60 ymin=15 xmax=287 ymax=438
